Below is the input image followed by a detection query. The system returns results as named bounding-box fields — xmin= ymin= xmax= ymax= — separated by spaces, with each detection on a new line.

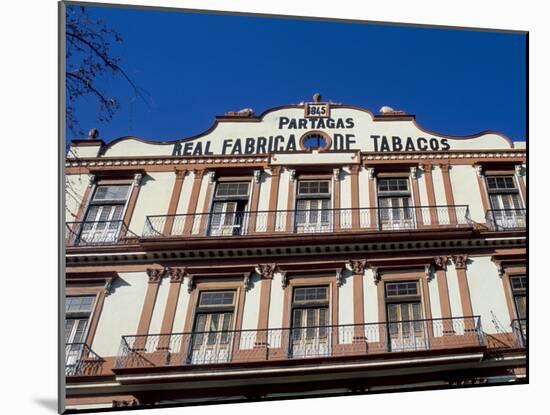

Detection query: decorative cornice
xmin=255 ymin=263 xmax=276 ymax=279
xmin=362 ymin=151 xmax=525 ymax=162
xmin=66 ymin=156 xmax=270 ymax=168
xmin=347 ymin=259 xmax=367 ymax=275
xmin=452 ymin=254 xmax=469 ymax=270
xmin=146 ymin=268 xmax=164 ymax=283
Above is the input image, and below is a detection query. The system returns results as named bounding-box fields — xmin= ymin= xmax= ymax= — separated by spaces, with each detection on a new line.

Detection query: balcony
xmin=142 ymin=205 xmax=472 ymax=238
xmin=114 ymin=316 xmax=483 ymax=370
xmin=65 ymin=343 xmax=104 ymax=376
xmin=511 ymin=319 xmax=527 ymax=348
xmin=486 ymin=209 xmax=526 ymax=231
xmin=65 ymin=220 xmax=136 ymax=247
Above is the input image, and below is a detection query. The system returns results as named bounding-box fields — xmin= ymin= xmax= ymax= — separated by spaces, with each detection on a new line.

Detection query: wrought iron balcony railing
xmin=115 ymin=316 xmax=483 ymax=370
xmin=486 ymin=209 xmax=526 ymax=231
xmin=65 ymin=343 xmax=104 ymax=376
xmin=142 ymin=205 xmax=472 ymax=238
xmin=511 ymin=318 xmax=527 ymax=348
xmin=66 ymin=220 xmax=137 ymax=247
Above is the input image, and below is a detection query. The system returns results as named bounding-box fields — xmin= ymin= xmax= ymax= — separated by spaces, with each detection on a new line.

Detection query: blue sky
xmin=66 ymin=5 xmax=527 ymax=143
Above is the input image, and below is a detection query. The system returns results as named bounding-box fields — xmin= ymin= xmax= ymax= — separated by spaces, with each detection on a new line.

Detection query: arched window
xmin=300 ymin=132 xmax=329 ymax=151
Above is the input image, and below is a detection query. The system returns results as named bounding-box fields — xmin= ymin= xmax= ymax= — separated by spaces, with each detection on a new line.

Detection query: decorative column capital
xmin=474 ymin=165 xmax=484 ymax=178
xmin=193 ymin=169 xmax=206 ymax=180
xmin=452 ymin=255 xmax=469 ymax=270
xmin=288 ymin=168 xmax=296 ymax=181
xmin=187 ymin=274 xmax=196 ymax=293
xmin=349 ymin=165 xmax=361 ymax=175
xmin=333 ymin=168 xmax=341 ymax=181
xmin=88 ymin=174 xmax=96 ymax=188
xmin=420 ymin=163 xmax=433 ymax=173
xmin=271 ymin=166 xmax=282 ymax=177
xmin=515 ymin=165 xmax=524 ymax=178
xmin=133 ymin=173 xmax=143 ymax=187
xmin=253 ymin=169 xmax=262 ymax=184
xmin=146 ymin=268 xmax=164 ymax=284
xmin=280 ymin=271 xmax=289 ymax=289
xmin=175 ymin=169 xmax=187 ymax=180
xmin=410 ymin=166 xmax=418 ymax=180
xmin=243 ymin=272 xmax=253 ymax=291
xmin=433 ymin=256 xmax=450 ymax=271
xmin=207 ymin=170 xmax=216 ymax=185
xmin=336 ymin=267 xmax=345 ymax=287
xmin=167 ymin=267 xmax=186 ymax=283
xmin=439 ymin=163 xmax=450 ymax=173
xmin=367 ymin=167 xmax=375 ymax=180
xmin=372 ymin=267 xmax=381 ymax=284
xmin=347 ymin=259 xmax=367 ymax=275
xmin=255 ymin=264 xmax=276 ymax=279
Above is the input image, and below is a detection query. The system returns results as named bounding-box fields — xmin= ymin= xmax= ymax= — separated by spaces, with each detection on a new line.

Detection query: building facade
xmin=64 ymin=100 xmax=527 ymax=412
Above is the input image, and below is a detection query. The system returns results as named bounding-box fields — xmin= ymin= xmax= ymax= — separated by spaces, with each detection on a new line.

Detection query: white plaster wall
xmin=65 ymin=174 xmax=91 ymax=220
xmin=67 ymin=144 xmax=102 ymax=159
xmin=338 ymin=271 xmax=354 ymax=344
xmin=417 ymin=171 xmax=431 ymax=225
xmin=268 ymin=272 xmax=285 ymax=330
xmin=171 ymin=282 xmax=191 ymax=333
xmin=340 ymin=167 xmax=352 ymax=228
xmin=91 ymin=272 xmax=148 ymax=356
xmin=449 ymin=165 xmax=485 ymax=223
xmin=128 ymin=172 xmax=175 ymax=234
xmin=427 ymin=274 xmax=442 ymax=322
xmin=240 ymin=274 xmax=262 ymax=349
xmin=467 ymin=256 xmax=511 ymax=334
xmin=255 ymin=169 xmax=272 ymax=232
xmin=358 ymin=168 xmax=371 ymax=227
xmin=275 ymin=169 xmax=290 ymax=231
xmin=190 ymin=174 xmax=211 ymax=234
xmin=171 ymin=171 xmax=196 ymax=234
xmin=148 ymin=276 xmax=171 ymax=335
xmin=267 ymin=272 xmax=285 ymax=348
xmin=363 ymin=269 xmax=378 ymax=324
xmin=445 ymin=262 xmax=465 ymax=334
xmin=432 ymin=166 xmax=450 ymax=224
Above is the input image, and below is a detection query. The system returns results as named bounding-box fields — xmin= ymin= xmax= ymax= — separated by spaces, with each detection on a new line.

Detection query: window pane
xmin=298 ymin=181 xmax=330 ymax=195
xmin=199 ymin=291 xmax=235 ymax=307
xmin=293 ymin=286 xmax=328 ymax=302
xmin=93 ymin=185 xmax=130 ymax=202
xmin=215 ymin=182 xmax=249 ymax=197
xmin=66 ymin=296 xmax=95 ymax=313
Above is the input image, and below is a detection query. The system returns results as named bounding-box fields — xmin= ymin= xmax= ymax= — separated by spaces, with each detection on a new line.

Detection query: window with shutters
xmin=208 ymin=182 xmax=250 ymax=236
xmin=294 ymin=180 xmax=331 ymax=233
xmin=486 ymin=175 xmax=525 ymax=229
xmin=377 ymin=178 xmax=414 ymax=229
xmin=510 ymin=276 xmax=526 ymax=320
xmin=65 ymin=296 xmax=96 ymax=373
xmin=290 ymin=286 xmax=330 ymax=358
xmin=79 ymin=184 xmax=131 ymax=245
xmin=189 ymin=290 xmax=236 ymax=364
xmin=385 ymin=281 xmax=427 ymax=351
